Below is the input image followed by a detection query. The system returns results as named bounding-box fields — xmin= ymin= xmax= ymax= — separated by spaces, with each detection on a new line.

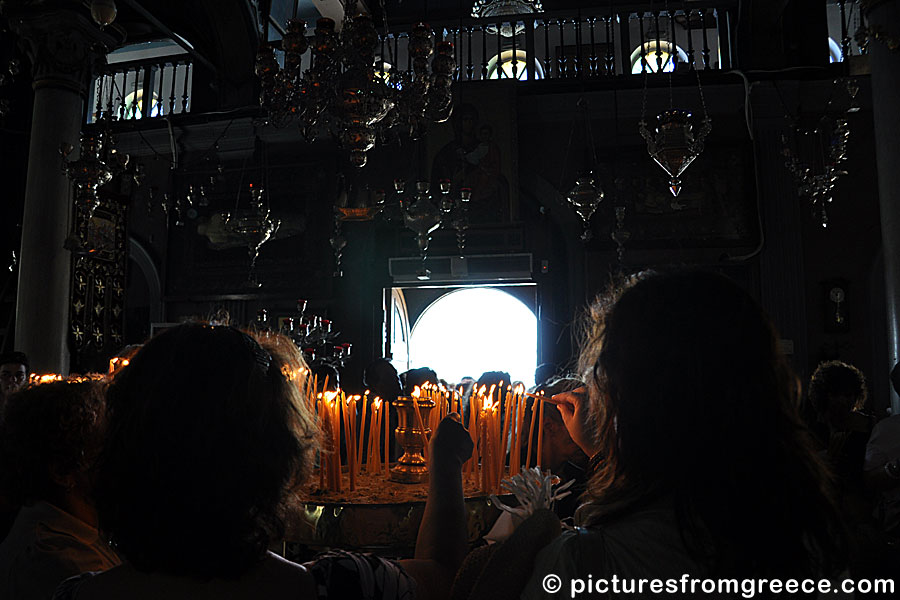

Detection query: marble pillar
xmin=9 ymin=8 xmax=114 ymax=374
xmin=864 ymin=0 xmax=900 ymax=413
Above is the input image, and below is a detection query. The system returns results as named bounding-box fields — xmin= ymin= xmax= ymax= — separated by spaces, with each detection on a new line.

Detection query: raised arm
xmin=401 ymin=414 xmax=474 ymax=600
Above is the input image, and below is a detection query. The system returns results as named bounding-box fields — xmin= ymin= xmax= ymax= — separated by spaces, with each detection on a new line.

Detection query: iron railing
xmin=84 ymin=1 xmax=865 ymax=124
xmin=86 ymin=55 xmax=192 ymax=124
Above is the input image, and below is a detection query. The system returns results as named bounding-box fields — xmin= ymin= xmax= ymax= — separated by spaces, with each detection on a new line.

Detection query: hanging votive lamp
xmin=566 ymin=171 xmax=604 ymax=241
xmin=639 ymin=109 xmax=711 ymax=197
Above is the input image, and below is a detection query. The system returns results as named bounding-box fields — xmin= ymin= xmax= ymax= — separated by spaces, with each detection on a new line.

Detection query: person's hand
xmin=430 ymin=413 xmax=474 ymax=472
xmin=553 ymin=387 xmax=601 ymax=458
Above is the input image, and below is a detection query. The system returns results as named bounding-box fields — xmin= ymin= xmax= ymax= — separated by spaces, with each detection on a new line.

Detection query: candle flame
xmin=323 ymin=390 xmax=339 ymax=402
xmin=29 ymin=373 xmax=105 ymax=384
xmin=515 ymin=383 xmax=525 ymax=394
xmin=373 ymin=398 xmax=383 ymax=409
xmin=108 ymin=357 xmax=130 ymax=374
xmin=412 ymin=386 xmax=421 ymax=397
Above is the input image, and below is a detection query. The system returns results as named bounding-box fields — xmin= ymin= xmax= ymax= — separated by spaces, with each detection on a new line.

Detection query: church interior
xmin=0 ymin=0 xmax=894 ymax=404
xmin=0 ymin=0 xmax=899 ymax=596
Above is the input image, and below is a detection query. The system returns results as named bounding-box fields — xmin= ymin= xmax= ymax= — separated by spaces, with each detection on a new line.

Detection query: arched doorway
xmin=409 ymin=287 xmax=538 ymax=387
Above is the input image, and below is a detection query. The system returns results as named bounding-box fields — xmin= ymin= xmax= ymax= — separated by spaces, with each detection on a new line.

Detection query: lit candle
xmin=468 ymin=388 xmax=480 ymax=476
xmin=333 ymin=398 xmax=342 ymax=491
xmin=493 ymin=400 xmax=502 ymax=491
xmin=513 ymin=384 xmax=525 ymax=475
xmin=347 ymin=395 xmax=357 ymax=491
xmin=358 ymin=392 xmax=368 ymax=470
xmin=318 ymin=397 xmax=325 ymax=490
xmin=323 ymin=391 xmax=341 ymax=491
xmin=411 ymin=390 xmax=430 ymax=463
xmin=536 ymin=394 xmax=546 ymax=470
xmin=499 ymin=390 xmax=514 ymax=485
xmin=526 ymin=393 xmax=539 ymax=470
xmin=480 ymin=402 xmax=488 ymax=493
xmin=384 ymin=398 xmax=390 ymax=477
xmin=370 ymin=398 xmax=382 ymax=472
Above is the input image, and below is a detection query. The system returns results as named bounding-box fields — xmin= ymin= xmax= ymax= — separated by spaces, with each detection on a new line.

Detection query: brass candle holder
xmin=390 ymin=396 xmax=435 ymax=483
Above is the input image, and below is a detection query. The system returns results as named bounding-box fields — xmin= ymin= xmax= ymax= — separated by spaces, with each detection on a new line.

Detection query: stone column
xmin=864 ymin=0 xmax=900 ymax=413
xmin=8 ymin=8 xmax=114 ymax=374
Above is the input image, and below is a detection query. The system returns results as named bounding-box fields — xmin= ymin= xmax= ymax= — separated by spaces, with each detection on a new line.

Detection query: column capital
xmin=7 ymin=7 xmax=117 ymax=95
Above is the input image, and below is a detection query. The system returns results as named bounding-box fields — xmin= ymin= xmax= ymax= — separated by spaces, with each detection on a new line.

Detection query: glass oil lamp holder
xmin=566 ymin=171 xmax=604 ymax=242
xmin=639 ymin=109 xmax=711 ymax=198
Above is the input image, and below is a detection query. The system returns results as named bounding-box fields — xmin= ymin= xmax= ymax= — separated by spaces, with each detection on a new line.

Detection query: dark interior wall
xmin=133 ymin=71 xmax=886 ymax=399
xmin=0 ymin=47 xmax=32 ymax=352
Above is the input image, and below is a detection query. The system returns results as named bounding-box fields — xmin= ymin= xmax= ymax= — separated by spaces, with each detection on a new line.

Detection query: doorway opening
xmin=390 ymin=285 xmax=538 ymax=387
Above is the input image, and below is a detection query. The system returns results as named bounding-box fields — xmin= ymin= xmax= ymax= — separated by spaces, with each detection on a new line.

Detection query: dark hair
xmin=401 ymin=367 xmax=438 ymax=395
xmin=363 ymin=358 xmax=402 ymax=400
xmin=577 ymin=270 xmax=845 ymax=578
xmin=0 ymin=351 xmax=29 ymax=370
xmin=476 ymin=371 xmax=510 ymax=390
xmin=95 ymin=324 xmax=320 ymax=579
xmin=0 ymin=378 xmax=105 ymax=505
xmin=808 ymin=360 xmax=868 ymax=415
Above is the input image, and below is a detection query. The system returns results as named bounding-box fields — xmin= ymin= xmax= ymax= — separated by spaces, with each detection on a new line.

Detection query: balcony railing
xmin=86 ymin=55 xmax=192 ymax=124
xmin=827 ymin=0 xmax=865 ymax=62
xmin=266 ymin=2 xmax=738 ymax=82
xmin=84 ymin=1 xmax=862 ymax=125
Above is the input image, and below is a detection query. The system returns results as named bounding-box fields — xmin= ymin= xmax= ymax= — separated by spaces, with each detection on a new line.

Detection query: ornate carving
xmin=7 ymin=8 xmax=114 ymax=94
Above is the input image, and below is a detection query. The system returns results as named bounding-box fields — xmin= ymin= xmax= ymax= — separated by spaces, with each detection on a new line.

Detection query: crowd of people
xmin=0 ymin=269 xmax=898 ymax=599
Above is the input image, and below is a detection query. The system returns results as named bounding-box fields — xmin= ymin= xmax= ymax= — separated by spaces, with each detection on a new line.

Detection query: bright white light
xmin=409 ymin=288 xmax=537 ymax=388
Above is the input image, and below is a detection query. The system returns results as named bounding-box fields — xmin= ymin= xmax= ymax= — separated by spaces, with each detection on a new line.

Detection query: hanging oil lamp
xmin=639 ymin=109 xmax=711 ymax=197
xmin=637 ymin=9 xmax=712 ymax=199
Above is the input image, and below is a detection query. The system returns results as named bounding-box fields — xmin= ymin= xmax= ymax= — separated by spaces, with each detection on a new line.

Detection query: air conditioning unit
xmin=389 ymin=253 xmax=532 ymax=283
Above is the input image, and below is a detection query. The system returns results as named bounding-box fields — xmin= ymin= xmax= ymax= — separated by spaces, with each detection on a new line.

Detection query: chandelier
xmin=471 ymin=0 xmax=543 ymax=36
xmin=61 ymin=116 xmax=135 ymax=216
xmin=256 ymin=1 xmax=456 ymax=167
xmin=385 ymin=179 xmax=471 ymax=280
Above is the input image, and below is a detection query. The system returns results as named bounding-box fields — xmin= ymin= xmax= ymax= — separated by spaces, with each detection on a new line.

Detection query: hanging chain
xmin=665 ymin=0 xmax=674 ymax=110
xmin=584 ymin=98 xmax=599 ymax=167
xmin=558 ymin=105 xmax=579 ymax=193
xmin=639 ymin=51 xmax=649 ymax=124
xmin=379 ymin=0 xmax=396 ymax=66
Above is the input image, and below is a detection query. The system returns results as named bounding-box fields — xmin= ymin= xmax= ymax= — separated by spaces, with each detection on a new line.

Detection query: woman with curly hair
xmin=53 ymin=323 xmax=472 ymax=600
xmin=522 ymin=270 xmax=847 ymax=598
xmin=0 ymin=378 xmax=120 ymax=600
